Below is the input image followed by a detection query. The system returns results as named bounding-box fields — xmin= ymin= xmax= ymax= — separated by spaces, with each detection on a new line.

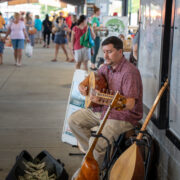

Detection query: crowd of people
xmin=0 ymin=5 xmax=138 ymax=70
xmin=0 ymin=5 xmax=142 ymax=180
xmin=0 ymin=5 xmax=119 ymax=69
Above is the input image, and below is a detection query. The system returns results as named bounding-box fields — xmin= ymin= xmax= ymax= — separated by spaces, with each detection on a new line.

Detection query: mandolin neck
xmin=96 ymin=92 xmax=114 ymax=100
xmin=85 ymin=92 xmax=120 ymax=158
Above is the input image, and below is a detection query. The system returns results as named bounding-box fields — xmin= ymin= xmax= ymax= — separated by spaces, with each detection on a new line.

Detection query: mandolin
xmin=75 ymin=92 xmax=123 ymax=180
xmin=110 ymin=79 xmax=168 ymax=180
xmin=80 ymin=71 xmax=126 ymax=110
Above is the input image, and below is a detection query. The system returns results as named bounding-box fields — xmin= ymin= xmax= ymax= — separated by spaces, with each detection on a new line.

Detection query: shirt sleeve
xmin=22 ymin=22 xmax=25 ymax=29
xmin=122 ymin=72 xmax=141 ymax=99
xmin=91 ymin=17 xmax=97 ymax=26
xmin=72 ymin=26 xmax=76 ymax=33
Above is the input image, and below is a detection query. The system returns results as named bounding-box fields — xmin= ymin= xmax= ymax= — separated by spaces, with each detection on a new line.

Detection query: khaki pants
xmin=68 ymin=108 xmax=134 ymax=168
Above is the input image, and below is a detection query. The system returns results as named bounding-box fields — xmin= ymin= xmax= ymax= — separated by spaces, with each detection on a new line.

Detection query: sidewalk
xmin=0 ymin=44 xmax=82 ymax=179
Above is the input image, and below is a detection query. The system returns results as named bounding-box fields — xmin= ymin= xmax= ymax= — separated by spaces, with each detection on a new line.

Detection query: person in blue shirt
xmin=34 ymin=15 xmax=42 ymax=44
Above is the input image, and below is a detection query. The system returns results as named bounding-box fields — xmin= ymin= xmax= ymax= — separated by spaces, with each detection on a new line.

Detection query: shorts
xmin=0 ymin=41 xmax=4 ymax=54
xmin=74 ymin=47 xmax=91 ymax=62
xmin=54 ymin=34 xmax=67 ymax=45
xmin=35 ymin=31 xmax=42 ymax=39
xmin=11 ymin=39 xmax=24 ymax=49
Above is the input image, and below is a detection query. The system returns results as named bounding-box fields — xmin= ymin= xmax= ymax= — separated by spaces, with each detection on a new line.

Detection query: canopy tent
xmin=61 ymin=0 xmax=85 ymax=5
xmin=0 ymin=0 xmax=83 ymax=6
xmin=0 ymin=0 xmax=38 ymax=4
xmin=7 ymin=0 xmax=38 ymax=5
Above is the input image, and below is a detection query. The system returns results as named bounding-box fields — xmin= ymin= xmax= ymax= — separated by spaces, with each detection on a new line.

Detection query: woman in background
xmin=5 ymin=12 xmax=29 ymax=66
xmin=25 ymin=12 xmax=34 ymax=46
xmin=71 ymin=15 xmax=95 ymax=71
xmin=51 ymin=16 xmax=70 ymax=62
xmin=90 ymin=6 xmax=107 ymax=71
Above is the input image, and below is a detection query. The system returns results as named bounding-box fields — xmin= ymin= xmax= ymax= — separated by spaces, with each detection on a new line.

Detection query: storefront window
xmin=138 ymin=0 xmax=163 ymax=117
xmin=169 ymin=0 xmax=180 ymax=139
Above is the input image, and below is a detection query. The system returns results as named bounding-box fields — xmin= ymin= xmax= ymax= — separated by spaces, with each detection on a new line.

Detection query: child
xmin=0 ymin=32 xmax=5 ymax=65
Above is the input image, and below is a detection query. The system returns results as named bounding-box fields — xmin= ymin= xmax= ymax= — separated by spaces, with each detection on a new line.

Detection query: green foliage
xmin=40 ymin=4 xmax=61 ymax=17
xmin=128 ymin=0 xmax=140 ymax=13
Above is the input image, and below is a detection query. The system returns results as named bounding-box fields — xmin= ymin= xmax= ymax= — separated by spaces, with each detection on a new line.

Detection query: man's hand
xmin=79 ymin=84 xmax=88 ymax=96
xmin=90 ymin=89 xmax=101 ymax=104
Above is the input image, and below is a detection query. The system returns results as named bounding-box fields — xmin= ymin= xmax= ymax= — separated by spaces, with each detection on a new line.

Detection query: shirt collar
xmin=108 ymin=55 xmax=126 ymax=73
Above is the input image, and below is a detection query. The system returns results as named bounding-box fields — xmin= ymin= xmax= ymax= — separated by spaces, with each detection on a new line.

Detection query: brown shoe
xmin=51 ymin=59 xmax=57 ymax=62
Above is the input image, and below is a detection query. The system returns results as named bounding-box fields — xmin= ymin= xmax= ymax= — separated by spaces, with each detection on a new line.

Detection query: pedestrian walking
xmin=34 ymin=15 xmax=42 ymax=44
xmin=5 ymin=12 xmax=29 ymax=66
xmin=0 ymin=12 xmax=5 ymax=30
xmin=25 ymin=12 xmax=35 ymax=46
xmin=0 ymin=33 xmax=5 ymax=65
xmin=71 ymin=15 xmax=95 ymax=71
xmin=51 ymin=16 xmax=70 ymax=62
xmin=42 ymin=14 xmax=52 ymax=48
xmin=90 ymin=6 xmax=107 ymax=70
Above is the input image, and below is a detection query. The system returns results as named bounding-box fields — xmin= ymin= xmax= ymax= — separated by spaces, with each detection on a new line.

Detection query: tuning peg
xmin=110 ymin=90 xmax=113 ymax=95
xmin=102 ymin=88 xmax=106 ymax=93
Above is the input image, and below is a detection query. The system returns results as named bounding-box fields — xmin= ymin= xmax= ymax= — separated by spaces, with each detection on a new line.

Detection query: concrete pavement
xmin=0 ymin=44 xmax=82 ymax=179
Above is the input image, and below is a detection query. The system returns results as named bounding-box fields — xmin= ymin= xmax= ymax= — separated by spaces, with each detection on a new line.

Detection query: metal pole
xmin=122 ymin=0 xmax=128 ymax=16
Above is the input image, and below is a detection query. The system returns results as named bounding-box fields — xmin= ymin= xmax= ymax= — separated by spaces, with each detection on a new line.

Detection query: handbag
xmin=88 ymin=27 xmax=95 ymax=47
xmin=28 ymin=27 xmax=37 ymax=35
xmin=80 ymin=26 xmax=94 ymax=48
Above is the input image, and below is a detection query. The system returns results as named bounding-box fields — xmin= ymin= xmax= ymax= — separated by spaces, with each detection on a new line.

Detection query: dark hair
xmin=0 ymin=12 xmax=2 ymax=16
xmin=72 ymin=15 xmax=77 ymax=22
xmin=45 ymin=14 xmax=49 ymax=21
xmin=26 ymin=12 xmax=31 ymax=21
xmin=77 ymin=15 xmax=86 ymax=25
xmin=56 ymin=16 xmax=63 ymax=23
xmin=102 ymin=36 xmax=123 ymax=50
xmin=93 ymin=5 xmax=100 ymax=13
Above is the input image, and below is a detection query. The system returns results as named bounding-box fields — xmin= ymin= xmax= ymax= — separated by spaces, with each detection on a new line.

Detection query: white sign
xmin=62 ymin=70 xmax=87 ymax=145
xmin=102 ymin=16 xmax=128 ymax=37
xmin=100 ymin=3 xmax=107 ymax=13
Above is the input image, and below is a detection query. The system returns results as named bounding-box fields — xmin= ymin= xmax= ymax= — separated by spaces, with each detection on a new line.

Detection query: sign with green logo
xmin=103 ymin=16 xmax=128 ymax=37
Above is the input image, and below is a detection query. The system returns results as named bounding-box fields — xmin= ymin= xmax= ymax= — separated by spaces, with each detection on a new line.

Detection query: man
xmin=65 ymin=13 xmax=72 ymax=29
xmin=68 ymin=36 xmax=143 ymax=169
xmin=0 ymin=12 xmax=5 ymax=30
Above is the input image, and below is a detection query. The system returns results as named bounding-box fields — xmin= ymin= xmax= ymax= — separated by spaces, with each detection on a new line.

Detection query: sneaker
xmin=16 ymin=62 xmax=21 ymax=67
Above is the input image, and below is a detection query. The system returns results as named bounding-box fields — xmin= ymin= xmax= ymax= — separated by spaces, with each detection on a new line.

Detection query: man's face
xmin=102 ymin=44 xmax=123 ymax=67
